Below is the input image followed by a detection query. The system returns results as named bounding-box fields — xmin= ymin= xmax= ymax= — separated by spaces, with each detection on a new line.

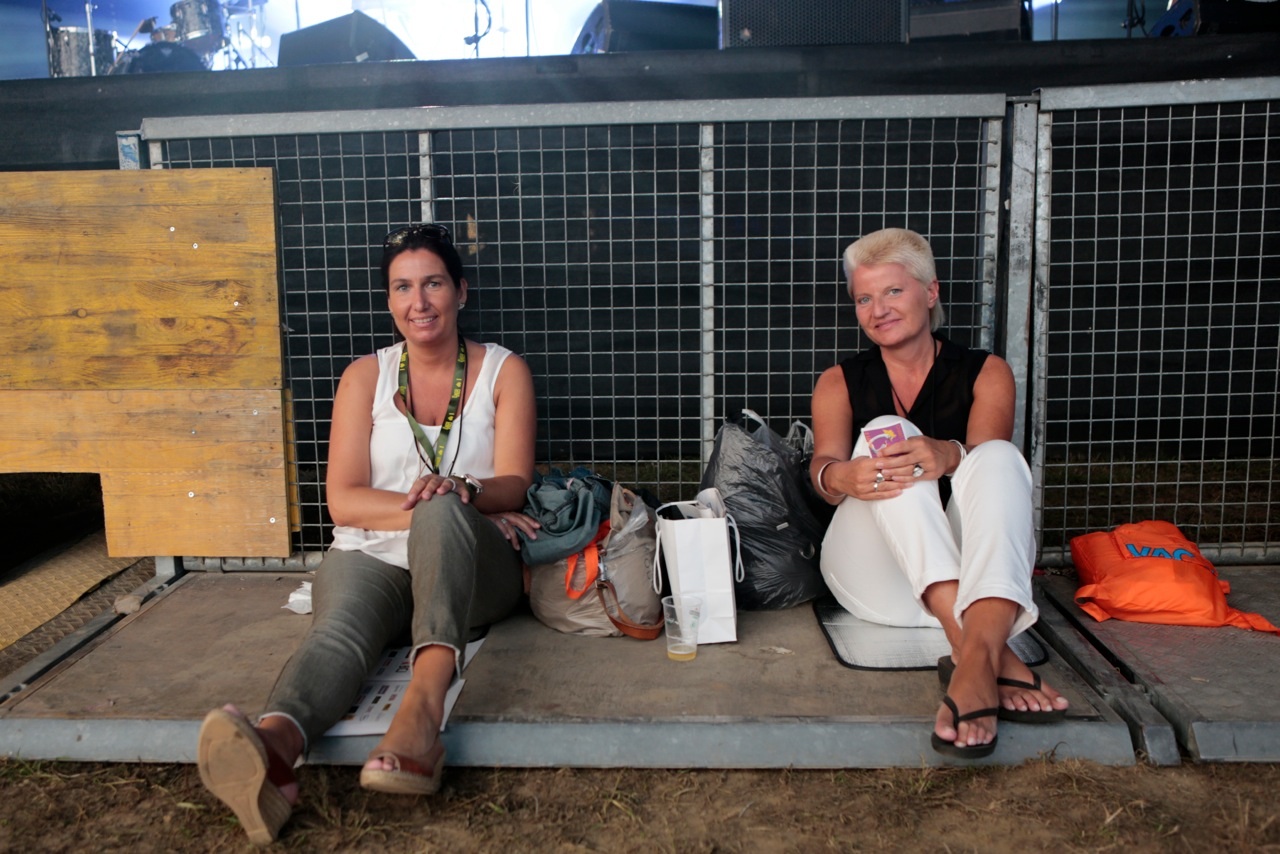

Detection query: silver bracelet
xmin=949 ymin=439 xmax=967 ymax=469
xmin=816 ymin=460 xmax=841 ymax=498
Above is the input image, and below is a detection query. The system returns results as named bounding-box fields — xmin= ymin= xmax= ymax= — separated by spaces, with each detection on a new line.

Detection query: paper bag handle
xmin=652 ymin=523 xmax=664 ymax=594
xmin=650 ymin=505 xmax=745 ymax=590
xmin=725 ymin=512 xmax=745 ymax=583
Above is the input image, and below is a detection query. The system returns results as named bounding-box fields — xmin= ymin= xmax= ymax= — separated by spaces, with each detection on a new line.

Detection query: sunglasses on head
xmin=383 ymin=223 xmax=453 ymax=248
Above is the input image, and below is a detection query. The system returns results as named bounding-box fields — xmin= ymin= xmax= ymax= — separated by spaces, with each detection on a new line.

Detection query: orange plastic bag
xmin=1070 ymin=520 xmax=1280 ymax=634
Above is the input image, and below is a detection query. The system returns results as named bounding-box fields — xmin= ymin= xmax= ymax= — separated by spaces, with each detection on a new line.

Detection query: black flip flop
xmin=937 ymin=656 xmax=1068 ymax=724
xmin=930 ymin=694 xmax=999 ymax=759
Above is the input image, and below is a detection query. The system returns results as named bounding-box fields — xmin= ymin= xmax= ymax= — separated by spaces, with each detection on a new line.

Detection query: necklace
xmin=397 ymin=334 xmax=468 ymax=475
xmin=888 ymin=338 xmax=938 ymax=418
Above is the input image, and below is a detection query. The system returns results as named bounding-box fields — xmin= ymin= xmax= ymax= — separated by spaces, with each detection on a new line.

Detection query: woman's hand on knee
xmin=488 ymin=511 xmax=540 ymax=550
xmin=830 ymin=456 xmax=905 ymax=501
xmin=401 ymin=474 xmax=463 ymax=510
xmin=864 ymin=455 xmax=907 ymax=500
xmin=880 ymin=437 xmax=951 ymax=483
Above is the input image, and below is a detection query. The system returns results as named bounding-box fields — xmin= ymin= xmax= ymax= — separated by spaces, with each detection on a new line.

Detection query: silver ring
xmin=874 ymin=471 xmax=885 ymax=484
xmin=499 ymin=517 xmax=509 ymax=526
xmin=913 ymin=464 xmax=924 ymax=478
xmin=873 ymin=481 xmax=880 ymax=492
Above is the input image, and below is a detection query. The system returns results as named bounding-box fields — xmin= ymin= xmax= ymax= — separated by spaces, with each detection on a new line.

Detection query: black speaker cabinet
xmin=910 ymin=0 xmax=1029 ymax=41
xmin=720 ymin=0 xmax=908 ymax=47
xmin=572 ymin=0 xmax=719 ymax=53
xmin=1149 ymin=0 xmax=1280 ymax=36
xmin=277 ymin=10 xmax=416 ymax=67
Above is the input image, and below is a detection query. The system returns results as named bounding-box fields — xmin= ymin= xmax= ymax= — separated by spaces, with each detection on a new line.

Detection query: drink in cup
xmin=662 ymin=594 xmax=701 ymax=661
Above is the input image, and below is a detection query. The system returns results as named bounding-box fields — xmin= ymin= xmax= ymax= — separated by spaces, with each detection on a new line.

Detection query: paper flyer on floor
xmin=324 ymin=638 xmax=484 ymax=737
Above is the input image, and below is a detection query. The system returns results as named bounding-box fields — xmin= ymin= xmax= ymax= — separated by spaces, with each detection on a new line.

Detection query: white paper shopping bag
xmin=652 ymin=487 xmax=743 ymax=644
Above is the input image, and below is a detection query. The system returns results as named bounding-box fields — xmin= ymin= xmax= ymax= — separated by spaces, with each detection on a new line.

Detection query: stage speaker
xmin=1149 ymin=0 xmax=1280 ymax=36
xmin=720 ymin=0 xmax=908 ymax=47
xmin=277 ymin=10 xmax=415 ymax=67
xmin=910 ymin=0 xmax=1029 ymax=41
xmin=572 ymin=1 xmax=719 ymax=53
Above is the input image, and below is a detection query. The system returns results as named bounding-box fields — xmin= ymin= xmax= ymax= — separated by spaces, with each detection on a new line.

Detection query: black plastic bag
xmin=699 ymin=410 xmax=829 ymax=610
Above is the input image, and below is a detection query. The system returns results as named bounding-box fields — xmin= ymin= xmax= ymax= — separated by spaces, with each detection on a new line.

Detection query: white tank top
xmin=329 ymin=340 xmax=512 ymax=568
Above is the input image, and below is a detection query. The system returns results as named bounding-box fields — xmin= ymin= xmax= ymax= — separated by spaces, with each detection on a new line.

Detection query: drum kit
xmin=44 ymin=1 xmax=272 ymax=78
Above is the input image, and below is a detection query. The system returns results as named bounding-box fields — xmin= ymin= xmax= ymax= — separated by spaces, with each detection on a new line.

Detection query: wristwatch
xmin=458 ymin=473 xmax=484 ymax=498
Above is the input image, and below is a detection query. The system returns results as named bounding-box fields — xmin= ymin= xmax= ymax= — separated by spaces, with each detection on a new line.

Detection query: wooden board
xmin=0 ymin=169 xmax=290 ymax=557
xmin=0 ymin=169 xmax=280 ymax=391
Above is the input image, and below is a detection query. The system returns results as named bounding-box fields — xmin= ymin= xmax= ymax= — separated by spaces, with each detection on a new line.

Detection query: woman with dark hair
xmin=196 ymin=223 xmax=539 ymax=844
xmin=810 ymin=227 xmax=1069 ymax=760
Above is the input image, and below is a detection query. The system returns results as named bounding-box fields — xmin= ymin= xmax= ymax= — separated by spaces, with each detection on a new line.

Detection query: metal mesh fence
xmin=142 ymin=83 xmax=1279 ymax=566
xmin=712 ymin=116 xmax=999 ymax=426
xmin=1037 ymin=97 xmax=1279 ymax=564
xmin=428 ymin=123 xmax=706 ymax=493
xmin=154 ymin=106 xmax=1000 ymax=557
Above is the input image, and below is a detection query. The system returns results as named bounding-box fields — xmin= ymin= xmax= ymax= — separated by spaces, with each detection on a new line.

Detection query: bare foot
xmin=934 ymin=656 xmax=999 ymax=749
xmin=246 ymin=708 xmax=302 ymax=806
xmin=995 ymin=647 xmax=1070 ymax=716
xmin=362 ymin=685 xmax=442 ymax=774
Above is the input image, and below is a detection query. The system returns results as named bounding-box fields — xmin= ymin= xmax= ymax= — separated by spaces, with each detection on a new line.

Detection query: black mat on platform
xmin=813 ymin=593 xmax=1047 ymax=671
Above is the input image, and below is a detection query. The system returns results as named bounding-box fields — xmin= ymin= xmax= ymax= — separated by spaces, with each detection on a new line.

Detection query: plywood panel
xmin=0 ymin=169 xmax=280 ymax=391
xmin=0 ymin=389 xmax=285 ymax=446
xmin=0 ymin=389 xmax=291 ymax=557
xmin=0 ymin=168 xmax=290 ymax=558
xmin=102 ymin=468 xmax=289 ymax=557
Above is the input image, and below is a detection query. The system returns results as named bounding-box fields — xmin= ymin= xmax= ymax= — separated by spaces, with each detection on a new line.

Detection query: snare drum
xmin=46 ymin=26 xmax=115 ymax=77
xmin=170 ymin=0 xmax=226 ymax=55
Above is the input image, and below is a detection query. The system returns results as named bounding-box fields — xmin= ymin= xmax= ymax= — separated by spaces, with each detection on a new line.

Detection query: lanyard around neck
xmin=398 ymin=335 xmax=467 ymax=474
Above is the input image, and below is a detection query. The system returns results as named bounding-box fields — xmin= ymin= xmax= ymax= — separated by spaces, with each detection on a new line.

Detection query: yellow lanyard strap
xmin=398 ymin=336 xmax=467 ymax=474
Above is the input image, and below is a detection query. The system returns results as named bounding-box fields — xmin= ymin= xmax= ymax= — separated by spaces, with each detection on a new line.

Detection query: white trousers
xmin=820 ymin=415 xmax=1038 ymax=640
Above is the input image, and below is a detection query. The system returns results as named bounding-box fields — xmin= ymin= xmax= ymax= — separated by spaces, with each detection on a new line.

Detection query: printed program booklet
xmin=324 ymin=638 xmax=484 ymax=736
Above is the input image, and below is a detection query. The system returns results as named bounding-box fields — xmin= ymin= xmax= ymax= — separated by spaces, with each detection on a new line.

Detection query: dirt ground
xmin=0 ymin=758 xmax=1277 ymax=852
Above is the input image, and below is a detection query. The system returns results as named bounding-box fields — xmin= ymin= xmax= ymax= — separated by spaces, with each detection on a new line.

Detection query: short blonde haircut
xmin=842 ymin=227 xmax=945 ymax=332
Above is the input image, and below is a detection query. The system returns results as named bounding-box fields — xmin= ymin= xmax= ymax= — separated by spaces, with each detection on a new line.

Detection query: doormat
xmin=813 ymin=593 xmax=1047 ymax=671
xmin=0 ymin=531 xmax=137 ymax=652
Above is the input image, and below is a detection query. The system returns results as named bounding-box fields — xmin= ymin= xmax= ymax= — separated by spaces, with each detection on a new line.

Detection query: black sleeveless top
xmin=839 ymin=334 xmax=989 ymax=504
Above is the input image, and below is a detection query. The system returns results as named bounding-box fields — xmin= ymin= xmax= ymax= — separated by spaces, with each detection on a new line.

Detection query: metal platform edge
xmin=1188 ymin=721 xmax=1280 ymax=763
xmin=0 ymin=571 xmax=181 ymax=708
xmin=0 ymin=716 xmax=1137 ymax=769
xmin=1032 ymin=579 xmax=1181 ymax=766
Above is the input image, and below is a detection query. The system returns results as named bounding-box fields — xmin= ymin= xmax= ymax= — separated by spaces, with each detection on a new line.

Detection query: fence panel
xmin=1034 ymin=80 xmax=1280 ymax=565
xmin=135 ymin=81 xmax=1279 ymax=566
xmin=143 ymin=98 xmax=1003 ymax=560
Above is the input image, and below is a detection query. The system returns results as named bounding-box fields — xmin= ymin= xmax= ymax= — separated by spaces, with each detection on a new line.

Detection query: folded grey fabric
xmin=813 ymin=594 xmax=1047 ymax=671
xmin=518 ymin=467 xmax=613 ymax=565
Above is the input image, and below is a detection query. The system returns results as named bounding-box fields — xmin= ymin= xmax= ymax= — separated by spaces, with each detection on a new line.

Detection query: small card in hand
xmin=863 ymin=422 xmax=906 ymax=457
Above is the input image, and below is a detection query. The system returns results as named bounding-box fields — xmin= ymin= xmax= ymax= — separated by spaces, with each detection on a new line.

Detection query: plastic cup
xmin=662 ymin=594 xmax=702 ymax=661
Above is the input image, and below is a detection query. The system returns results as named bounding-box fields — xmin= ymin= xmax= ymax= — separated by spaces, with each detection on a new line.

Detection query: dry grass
xmin=1 ymin=759 xmax=1278 ymax=852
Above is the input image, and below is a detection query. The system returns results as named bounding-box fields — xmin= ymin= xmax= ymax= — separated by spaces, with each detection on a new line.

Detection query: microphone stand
xmin=42 ymin=0 xmax=53 ymax=77
xmin=85 ymin=1 xmax=96 ymax=76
